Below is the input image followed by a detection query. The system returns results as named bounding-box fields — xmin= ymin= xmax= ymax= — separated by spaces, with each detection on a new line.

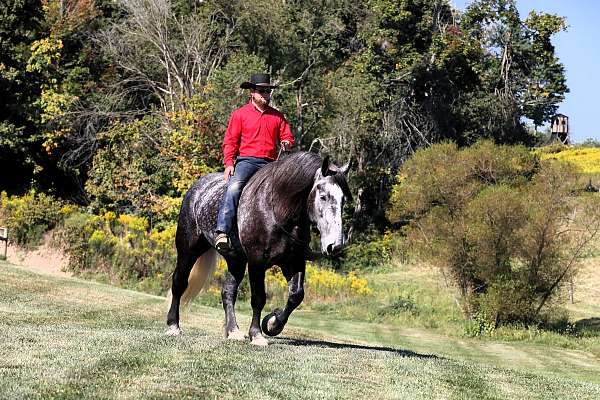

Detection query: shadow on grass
xmin=575 ymin=317 xmax=600 ymax=335
xmin=274 ymin=336 xmax=440 ymax=359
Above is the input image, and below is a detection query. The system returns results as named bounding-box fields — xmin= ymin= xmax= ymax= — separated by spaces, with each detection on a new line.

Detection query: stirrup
xmin=215 ymin=233 xmax=231 ymax=251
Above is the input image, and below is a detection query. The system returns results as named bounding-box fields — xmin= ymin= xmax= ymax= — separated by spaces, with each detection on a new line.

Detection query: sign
xmin=0 ymin=227 xmax=6 ymax=260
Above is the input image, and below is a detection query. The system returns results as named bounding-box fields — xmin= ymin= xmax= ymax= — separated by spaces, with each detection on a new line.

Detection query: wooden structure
xmin=0 ymin=227 xmax=7 ymax=260
xmin=550 ymin=114 xmax=570 ymax=144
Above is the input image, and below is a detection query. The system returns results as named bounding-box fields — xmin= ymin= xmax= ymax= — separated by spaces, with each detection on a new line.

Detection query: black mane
xmin=244 ymin=152 xmax=323 ymax=221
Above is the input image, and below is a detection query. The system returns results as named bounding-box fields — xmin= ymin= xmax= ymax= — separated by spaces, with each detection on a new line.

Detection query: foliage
xmin=0 ymin=0 xmax=44 ymax=193
xmin=0 ymin=0 xmax=111 ymax=196
xmin=85 ymin=97 xmax=222 ymax=219
xmin=332 ymin=229 xmax=397 ymax=271
xmin=388 ymin=140 xmax=600 ymax=325
xmin=54 ymin=211 xmax=177 ymax=294
xmin=96 ymin=0 xmax=233 ymax=112
xmin=85 ymin=115 xmax=176 ymax=215
xmin=536 ymin=145 xmax=600 ymax=175
xmin=0 ymin=190 xmax=64 ymax=247
xmin=581 ymin=138 xmax=600 ymax=148
xmin=206 ymin=259 xmax=372 ymax=305
xmin=163 ymin=97 xmax=223 ymax=193
xmin=461 ymin=1 xmax=568 ymax=132
xmin=208 ymin=52 xmax=268 ymax=126
xmin=1 ymin=0 xmax=571 ymax=238
xmin=306 ymin=263 xmax=372 ymax=299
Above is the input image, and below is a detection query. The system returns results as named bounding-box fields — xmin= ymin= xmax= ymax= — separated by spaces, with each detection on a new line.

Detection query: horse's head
xmin=308 ymin=156 xmax=352 ymax=256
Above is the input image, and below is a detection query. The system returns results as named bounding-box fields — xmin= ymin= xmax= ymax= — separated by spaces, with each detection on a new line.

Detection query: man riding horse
xmin=166 ymin=74 xmax=352 ymax=346
xmin=215 ymin=73 xmax=294 ymax=252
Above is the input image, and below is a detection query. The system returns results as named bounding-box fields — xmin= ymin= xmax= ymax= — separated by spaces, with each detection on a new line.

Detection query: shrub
xmin=55 ymin=211 xmax=177 ymax=294
xmin=336 ymin=230 xmax=395 ymax=270
xmin=388 ymin=140 xmax=600 ymax=326
xmin=305 ymin=263 xmax=372 ymax=302
xmin=0 ymin=190 xmax=64 ymax=248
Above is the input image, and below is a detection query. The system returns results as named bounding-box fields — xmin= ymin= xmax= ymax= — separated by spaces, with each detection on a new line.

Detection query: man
xmin=215 ymin=73 xmax=294 ymax=251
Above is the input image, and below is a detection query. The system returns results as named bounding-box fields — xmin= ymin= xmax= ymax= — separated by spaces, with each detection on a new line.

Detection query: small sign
xmin=0 ymin=227 xmax=6 ymax=261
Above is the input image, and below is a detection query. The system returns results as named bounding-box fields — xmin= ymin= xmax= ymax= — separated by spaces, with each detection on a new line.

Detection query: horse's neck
xmin=264 ymin=179 xmax=313 ymax=223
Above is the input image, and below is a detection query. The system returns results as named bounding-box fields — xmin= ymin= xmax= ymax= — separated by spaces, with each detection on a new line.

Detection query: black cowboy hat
xmin=240 ymin=73 xmax=279 ymax=90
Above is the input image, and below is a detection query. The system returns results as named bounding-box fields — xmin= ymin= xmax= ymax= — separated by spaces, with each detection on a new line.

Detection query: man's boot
xmin=215 ymin=232 xmax=231 ymax=252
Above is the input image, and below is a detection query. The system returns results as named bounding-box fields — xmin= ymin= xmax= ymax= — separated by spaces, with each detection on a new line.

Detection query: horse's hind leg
xmin=222 ymin=258 xmax=246 ymax=340
xmin=166 ymin=239 xmax=209 ymax=335
xmin=166 ymin=250 xmax=196 ymax=335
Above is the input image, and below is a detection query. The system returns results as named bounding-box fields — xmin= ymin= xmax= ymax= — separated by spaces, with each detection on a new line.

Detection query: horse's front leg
xmin=248 ymin=265 xmax=268 ymax=346
xmin=222 ymin=259 xmax=246 ymax=341
xmin=262 ymin=262 xmax=305 ymax=337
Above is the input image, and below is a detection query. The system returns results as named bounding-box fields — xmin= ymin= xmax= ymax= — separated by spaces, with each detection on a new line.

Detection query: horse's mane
xmin=244 ymin=152 xmax=323 ymax=221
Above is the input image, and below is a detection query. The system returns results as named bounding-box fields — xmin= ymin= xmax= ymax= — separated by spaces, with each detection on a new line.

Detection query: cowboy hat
xmin=240 ymin=73 xmax=279 ymax=90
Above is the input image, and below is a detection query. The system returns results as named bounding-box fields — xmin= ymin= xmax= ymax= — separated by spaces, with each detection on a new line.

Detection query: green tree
xmin=0 ymin=0 xmax=44 ymax=193
xmin=459 ymin=0 xmax=568 ymax=140
xmin=388 ymin=141 xmax=600 ymax=325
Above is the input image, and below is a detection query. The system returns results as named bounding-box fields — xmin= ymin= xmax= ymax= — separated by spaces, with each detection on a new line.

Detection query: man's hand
xmin=281 ymin=140 xmax=291 ymax=152
xmin=224 ymin=165 xmax=234 ymax=182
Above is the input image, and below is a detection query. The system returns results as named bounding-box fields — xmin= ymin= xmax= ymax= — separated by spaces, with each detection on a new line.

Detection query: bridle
xmin=268 ymin=150 xmax=352 ymax=256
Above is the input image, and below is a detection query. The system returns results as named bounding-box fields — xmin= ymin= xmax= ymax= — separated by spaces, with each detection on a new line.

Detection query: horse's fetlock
xmin=289 ymin=288 xmax=304 ymax=306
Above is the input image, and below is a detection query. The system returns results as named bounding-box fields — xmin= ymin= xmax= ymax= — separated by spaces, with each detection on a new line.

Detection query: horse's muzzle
xmin=326 ymin=243 xmax=344 ymax=256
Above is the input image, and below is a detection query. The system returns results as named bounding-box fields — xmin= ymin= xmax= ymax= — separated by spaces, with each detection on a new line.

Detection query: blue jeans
xmin=216 ymin=157 xmax=270 ymax=234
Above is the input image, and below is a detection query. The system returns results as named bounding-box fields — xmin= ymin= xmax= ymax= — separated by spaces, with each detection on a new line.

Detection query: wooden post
xmin=0 ymin=227 xmax=7 ymax=261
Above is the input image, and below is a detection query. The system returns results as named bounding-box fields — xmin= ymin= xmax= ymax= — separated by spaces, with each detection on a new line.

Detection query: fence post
xmin=0 ymin=227 xmax=7 ymax=261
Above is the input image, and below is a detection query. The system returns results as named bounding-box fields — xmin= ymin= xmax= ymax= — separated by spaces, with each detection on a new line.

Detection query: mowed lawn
xmin=1 ymin=262 xmax=600 ymax=400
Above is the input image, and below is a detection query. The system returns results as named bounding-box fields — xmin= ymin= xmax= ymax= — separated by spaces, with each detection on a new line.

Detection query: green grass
xmin=2 ymin=261 xmax=600 ymax=399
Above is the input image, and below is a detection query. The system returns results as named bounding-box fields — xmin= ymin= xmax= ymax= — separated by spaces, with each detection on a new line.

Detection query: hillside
xmin=2 ymin=261 xmax=600 ymax=399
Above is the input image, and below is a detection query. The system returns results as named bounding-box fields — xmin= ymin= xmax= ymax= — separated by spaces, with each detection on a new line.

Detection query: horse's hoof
xmin=166 ymin=325 xmax=182 ymax=336
xmin=261 ymin=310 xmax=285 ymax=337
xmin=226 ymin=328 xmax=246 ymax=341
xmin=251 ymin=334 xmax=269 ymax=346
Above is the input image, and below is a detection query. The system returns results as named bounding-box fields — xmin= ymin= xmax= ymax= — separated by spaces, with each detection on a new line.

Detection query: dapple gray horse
xmin=166 ymin=151 xmax=352 ymax=345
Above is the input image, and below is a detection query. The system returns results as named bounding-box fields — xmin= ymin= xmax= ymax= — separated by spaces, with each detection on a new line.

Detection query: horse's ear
xmin=320 ymin=155 xmax=330 ymax=176
xmin=339 ymin=158 xmax=352 ymax=176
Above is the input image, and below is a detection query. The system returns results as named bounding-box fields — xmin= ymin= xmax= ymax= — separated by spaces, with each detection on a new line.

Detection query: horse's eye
xmin=320 ymin=195 xmax=327 ymax=201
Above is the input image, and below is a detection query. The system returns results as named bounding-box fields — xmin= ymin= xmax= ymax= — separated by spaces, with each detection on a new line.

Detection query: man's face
xmin=251 ymin=87 xmax=271 ymax=106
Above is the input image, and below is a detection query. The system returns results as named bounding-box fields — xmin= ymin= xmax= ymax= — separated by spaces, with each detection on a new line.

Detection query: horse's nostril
xmin=326 ymin=244 xmax=333 ymax=254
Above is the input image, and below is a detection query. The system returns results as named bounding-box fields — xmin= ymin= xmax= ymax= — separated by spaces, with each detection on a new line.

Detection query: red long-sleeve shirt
xmin=222 ymin=102 xmax=294 ymax=167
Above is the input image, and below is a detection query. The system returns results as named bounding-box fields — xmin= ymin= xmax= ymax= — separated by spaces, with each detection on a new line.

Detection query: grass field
xmin=2 ymin=260 xmax=600 ymax=399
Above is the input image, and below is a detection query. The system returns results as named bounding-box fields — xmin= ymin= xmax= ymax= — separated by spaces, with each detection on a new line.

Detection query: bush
xmin=388 ymin=140 xmax=600 ymax=326
xmin=337 ymin=230 xmax=395 ymax=271
xmin=0 ymin=190 xmax=64 ymax=248
xmin=55 ymin=211 xmax=177 ymax=295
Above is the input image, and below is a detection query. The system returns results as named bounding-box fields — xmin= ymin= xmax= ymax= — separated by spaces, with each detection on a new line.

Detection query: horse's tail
xmin=180 ymin=248 xmax=220 ymax=307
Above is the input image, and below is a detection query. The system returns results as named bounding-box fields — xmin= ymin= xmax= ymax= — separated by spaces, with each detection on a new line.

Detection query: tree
xmin=96 ymin=0 xmax=234 ymax=113
xmin=387 ymin=141 xmax=600 ymax=325
xmin=459 ymin=0 xmax=568 ymax=140
xmin=0 ymin=0 xmax=44 ymax=193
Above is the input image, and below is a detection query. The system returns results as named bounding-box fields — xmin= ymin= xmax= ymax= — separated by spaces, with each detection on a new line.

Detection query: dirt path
xmin=5 ymin=241 xmax=71 ymax=277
